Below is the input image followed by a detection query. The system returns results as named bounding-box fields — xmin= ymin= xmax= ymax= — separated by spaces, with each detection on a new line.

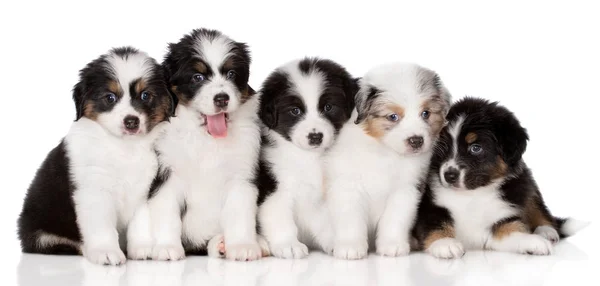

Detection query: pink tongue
xmin=206 ymin=113 xmax=228 ymax=138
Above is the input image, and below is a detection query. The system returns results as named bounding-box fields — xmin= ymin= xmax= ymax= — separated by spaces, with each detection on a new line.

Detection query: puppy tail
xmin=555 ymin=217 xmax=590 ymax=238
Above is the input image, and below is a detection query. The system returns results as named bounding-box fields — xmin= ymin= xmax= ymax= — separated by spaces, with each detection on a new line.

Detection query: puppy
xmin=17 ymin=47 xmax=174 ymax=265
xmin=148 ymin=28 xmax=262 ymax=261
xmin=412 ymin=97 xmax=589 ymax=258
xmin=326 ymin=63 xmax=451 ymax=259
xmin=256 ymin=58 xmax=358 ymax=258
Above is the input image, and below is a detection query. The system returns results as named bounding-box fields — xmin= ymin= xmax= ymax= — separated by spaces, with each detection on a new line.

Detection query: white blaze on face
xmin=440 ymin=116 xmax=465 ymax=188
xmin=97 ymin=53 xmax=153 ymax=137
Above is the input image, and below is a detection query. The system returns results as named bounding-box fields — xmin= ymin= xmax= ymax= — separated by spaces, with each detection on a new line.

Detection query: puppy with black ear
xmin=326 ymin=63 xmax=451 ymax=259
xmin=256 ymin=58 xmax=358 ymax=258
xmin=17 ymin=47 xmax=175 ymax=265
xmin=413 ymin=97 xmax=589 ymax=259
xmin=148 ymin=28 xmax=263 ymax=261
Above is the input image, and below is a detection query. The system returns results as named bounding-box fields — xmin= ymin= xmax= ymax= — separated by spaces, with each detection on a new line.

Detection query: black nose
xmin=444 ymin=168 xmax=459 ymax=184
xmin=407 ymin=136 xmax=424 ymax=149
xmin=214 ymin=93 xmax=230 ymax=108
xmin=308 ymin=132 xmax=324 ymax=146
xmin=124 ymin=115 xmax=140 ymax=130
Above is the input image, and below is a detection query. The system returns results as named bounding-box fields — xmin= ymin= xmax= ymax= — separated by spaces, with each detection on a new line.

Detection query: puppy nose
xmin=308 ymin=132 xmax=324 ymax=146
xmin=124 ymin=115 xmax=140 ymax=130
xmin=214 ymin=93 xmax=230 ymax=108
xmin=407 ymin=136 xmax=424 ymax=149
xmin=444 ymin=168 xmax=459 ymax=184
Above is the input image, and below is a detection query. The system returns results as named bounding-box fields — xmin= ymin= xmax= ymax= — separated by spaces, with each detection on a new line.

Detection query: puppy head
xmin=163 ymin=28 xmax=252 ymax=138
xmin=259 ymin=58 xmax=357 ymax=151
xmin=433 ymin=97 xmax=529 ymax=190
xmin=72 ymin=47 xmax=174 ymax=137
xmin=355 ymin=63 xmax=451 ymax=155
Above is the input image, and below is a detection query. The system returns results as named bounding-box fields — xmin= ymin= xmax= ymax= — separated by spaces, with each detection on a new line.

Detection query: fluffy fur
xmin=17 ymin=47 xmax=174 ymax=265
xmin=412 ymin=97 xmax=589 ymax=259
xmin=148 ymin=28 xmax=262 ymax=261
xmin=325 ymin=63 xmax=451 ymax=259
xmin=256 ymin=58 xmax=358 ymax=258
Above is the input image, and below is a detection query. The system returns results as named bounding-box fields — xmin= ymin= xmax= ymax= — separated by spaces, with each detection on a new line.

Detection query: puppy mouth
xmin=200 ymin=112 xmax=230 ymax=138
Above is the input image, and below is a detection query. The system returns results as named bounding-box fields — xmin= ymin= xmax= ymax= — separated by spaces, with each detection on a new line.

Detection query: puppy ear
xmin=72 ymin=81 xmax=85 ymax=121
xmin=495 ymin=110 xmax=529 ymax=166
xmin=343 ymin=77 xmax=359 ymax=116
xmin=354 ymin=82 xmax=378 ymax=124
xmin=258 ymin=95 xmax=277 ymax=128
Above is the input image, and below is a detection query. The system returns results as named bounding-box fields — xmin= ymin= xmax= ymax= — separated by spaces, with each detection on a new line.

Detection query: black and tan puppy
xmin=413 ymin=97 xmax=588 ymax=258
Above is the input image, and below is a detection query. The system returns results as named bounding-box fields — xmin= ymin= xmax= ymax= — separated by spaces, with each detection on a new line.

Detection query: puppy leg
xmin=74 ymin=189 xmax=125 ymax=266
xmin=525 ymin=194 xmax=559 ymax=243
xmin=488 ymin=217 xmax=553 ymax=255
xmin=221 ymin=181 xmax=261 ymax=261
xmin=328 ymin=181 xmax=368 ymax=260
xmin=126 ymin=203 xmax=153 ymax=260
xmin=375 ymin=188 xmax=420 ymax=257
xmin=148 ymin=177 xmax=185 ymax=261
xmin=259 ymin=190 xmax=308 ymax=259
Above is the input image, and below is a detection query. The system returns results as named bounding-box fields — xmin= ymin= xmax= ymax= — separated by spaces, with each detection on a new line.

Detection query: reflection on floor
xmin=17 ymin=242 xmax=588 ymax=286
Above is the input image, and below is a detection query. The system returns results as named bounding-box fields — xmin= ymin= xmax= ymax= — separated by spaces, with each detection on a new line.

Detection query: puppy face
xmin=355 ymin=63 xmax=451 ymax=155
xmin=72 ymin=47 xmax=174 ymax=137
xmin=259 ymin=58 xmax=357 ymax=151
xmin=433 ymin=97 xmax=529 ymax=190
xmin=163 ymin=28 xmax=252 ymax=138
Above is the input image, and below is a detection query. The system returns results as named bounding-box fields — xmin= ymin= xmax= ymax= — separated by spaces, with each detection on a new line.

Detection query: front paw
xmin=332 ymin=241 xmax=368 ymax=260
xmin=270 ymin=241 xmax=309 ymax=259
xmin=534 ymin=226 xmax=560 ymax=244
xmin=225 ymin=243 xmax=262 ymax=261
xmin=151 ymin=244 xmax=185 ymax=261
xmin=376 ymin=240 xmax=410 ymax=257
xmin=426 ymin=238 xmax=465 ymax=259
xmin=518 ymin=234 xmax=553 ymax=255
xmin=127 ymin=244 xmax=153 ymax=260
xmin=207 ymin=234 xmax=226 ymax=258
xmin=84 ymin=246 xmax=126 ymax=266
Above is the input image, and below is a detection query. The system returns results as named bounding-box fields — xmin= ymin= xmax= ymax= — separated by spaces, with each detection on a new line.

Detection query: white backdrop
xmin=0 ymin=0 xmax=598 ymax=285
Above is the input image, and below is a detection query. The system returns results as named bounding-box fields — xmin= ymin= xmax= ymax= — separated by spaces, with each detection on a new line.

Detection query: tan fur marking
xmin=171 ymin=85 xmax=189 ymax=105
xmin=362 ymin=103 xmax=405 ymax=139
xmin=524 ymin=196 xmax=553 ymax=229
xmin=465 ymin=132 xmax=478 ymax=144
xmin=195 ymin=62 xmax=207 ymax=74
xmin=240 ymin=86 xmax=254 ymax=103
xmin=222 ymin=58 xmax=235 ymax=71
xmin=421 ymin=98 xmax=446 ymax=136
xmin=491 ymin=156 xmax=508 ymax=179
xmin=83 ymin=101 xmax=97 ymax=120
xmin=493 ymin=220 xmax=528 ymax=239
xmin=424 ymin=224 xmax=455 ymax=250
xmin=108 ymin=80 xmax=121 ymax=95
xmin=135 ymin=79 xmax=147 ymax=95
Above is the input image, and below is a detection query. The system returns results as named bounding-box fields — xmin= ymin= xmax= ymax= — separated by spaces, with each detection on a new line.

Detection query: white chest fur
xmin=433 ymin=182 xmax=518 ymax=249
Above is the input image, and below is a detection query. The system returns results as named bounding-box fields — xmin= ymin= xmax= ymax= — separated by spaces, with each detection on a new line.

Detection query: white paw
xmin=518 ymin=234 xmax=553 ymax=255
xmin=225 ymin=243 xmax=262 ymax=261
xmin=84 ymin=246 xmax=126 ymax=266
xmin=207 ymin=234 xmax=226 ymax=258
xmin=376 ymin=241 xmax=411 ymax=257
xmin=534 ymin=226 xmax=560 ymax=244
xmin=426 ymin=238 xmax=465 ymax=259
xmin=270 ymin=242 xmax=309 ymax=259
xmin=151 ymin=244 xmax=185 ymax=261
xmin=332 ymin=241 xmax=368 ymax=260
xmin=127 ymin=244 xmax=153 ymax=260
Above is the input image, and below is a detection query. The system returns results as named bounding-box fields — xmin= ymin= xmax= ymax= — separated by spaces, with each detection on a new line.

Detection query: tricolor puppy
xmin=17 ymin=47 xmax=174 ymax=265
xmin=326 ymin=63 xmax=451 ymax=259
xmin=149 ymin=29 xmax=262 ymax=261
xmin=256 ymin=58 xmax=358 ymax=258
xmin=413 ymin=97 xmax=589 ymax=259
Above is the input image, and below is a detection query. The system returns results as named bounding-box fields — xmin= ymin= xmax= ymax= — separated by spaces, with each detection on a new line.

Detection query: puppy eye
xmin=140 ymin=91 xmax=150 ymax=101
xmin=191 ymin=73 xmax=205 ymax=83
xmin=387 ymin=113 xmax=400 ymax=122
xmin=421 ymin=110 xmax=430 ymax=119
xmin=226 ymin=70 xmax=236 ymax=80
xmin=290 ymin=107 xmax=302 ymax=116
xmin=468 ymin=144 xmax=483 ymax=155
xmin=323 ymin=104 xmax=333 ymax=112
xmin=105 ymin=93 xmax=117 ymax=104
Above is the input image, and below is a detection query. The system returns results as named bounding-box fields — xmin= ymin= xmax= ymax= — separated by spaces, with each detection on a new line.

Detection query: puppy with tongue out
xmin=149 ymin=28 xmax=263 ymax=261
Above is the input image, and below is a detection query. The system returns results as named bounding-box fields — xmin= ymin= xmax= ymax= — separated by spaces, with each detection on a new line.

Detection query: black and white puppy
xmin=326 ymin=63 xmax=451 ymax=259
xmin=148 ymin=29 xmax=262 ymax=261
xmin=18 ymin=47 xmax=174 ymax=265
xmin=413 ymin=97 xmax=589 ymax=258
xmin=256 ymin=58 xmax=358 ymax=258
